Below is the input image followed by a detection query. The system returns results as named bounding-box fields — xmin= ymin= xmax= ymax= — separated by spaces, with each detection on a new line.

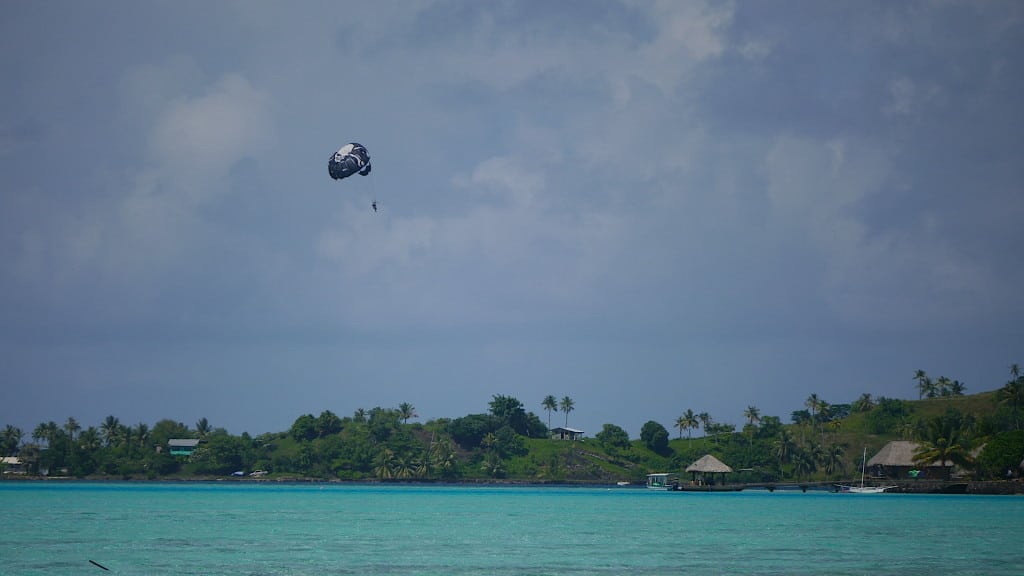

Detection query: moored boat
xmin=646 ymin=473 xmax=679 ymax=490
xmin=836 ymin=448 xmax=896 ymax=494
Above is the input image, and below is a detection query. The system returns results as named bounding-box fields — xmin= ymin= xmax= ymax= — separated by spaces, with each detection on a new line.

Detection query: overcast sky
xmin=2 ymin=1 xmax=1022 ymax=439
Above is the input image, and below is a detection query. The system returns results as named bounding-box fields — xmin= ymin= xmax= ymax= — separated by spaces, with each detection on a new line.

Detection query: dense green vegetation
xmin=3 ymin=366 xmax=1023 ymax=483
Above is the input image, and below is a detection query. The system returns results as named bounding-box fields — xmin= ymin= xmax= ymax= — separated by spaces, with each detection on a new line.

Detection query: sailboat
xmin=837 ymin=447 xmax=897 ymax=494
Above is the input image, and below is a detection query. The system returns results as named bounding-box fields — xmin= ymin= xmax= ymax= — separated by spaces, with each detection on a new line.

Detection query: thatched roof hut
xmin=686 ymin=454 xmax=733 ymax=474
xmin=867 ymin=441 xmax=945 ymax=467
xmin=866 ymin=441 xmax=952 ymax=480
xmin=685 ymin=454 xmax=733 ymax=486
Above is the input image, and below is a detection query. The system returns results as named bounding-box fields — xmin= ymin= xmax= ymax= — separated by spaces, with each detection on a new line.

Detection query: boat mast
xmin=860 ymin=447 xmax=867 ymax=488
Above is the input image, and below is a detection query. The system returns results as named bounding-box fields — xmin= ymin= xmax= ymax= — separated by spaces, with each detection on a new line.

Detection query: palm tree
xmin=792 ymin=449 xmax=816 ymax=481
xmin=481 ymin=432 xmax=498 ymax=453
xmin=542 ymin=395 xmax=558 ymax=429
xmin=697 ymin=412 xmax=711 ymax=447
xmin=78 ymin=427 xmax=101 ymax=453
xmin=1 ymin=425 xmax=23 ymax=456
xmin=914 ymin=417 xmax=972 ymax=480
xmin=481 ymin=452 xmax=505 ymax=478
xmin=997 ymin=366 xmax=1024 ymax=430
xmin=122 ymin=425 xmax=133 ymax=459
xmin=195 ymin=418 xmax=211 ymax=439
xmin=33 ymin=421 xmax=59 ymax=448
xmin=773 ymin=429 xmax=796 ymax=475
xmin=822 ymin=443 xmax=846 ymax=477
xmin=913 ymin=369 xmax=929 ymax=400
xmin=101 ymin=416 xmax=121 ymax=447
xmin=681 ymin=409 xmax=698 ymax=446
xmin=827 ymin=419 xmax=842 ymax=440
xmin=897 ymin=418 xmax=916 ymax=440
xmin=791 ymin=410 xmax=810 ymax=444
xmin=135 ymin=423 xmax=150 ymax=451
xmin=805 ymin=394 xmax=821 ymax=438
xmin=559 ymin=396 xmax=575 ymax=428
xmin=852 ymin=393 xmax=875 ymax=413
xmin=392 ymin=453 xmax=416 ymax=479
xmin=815 ymin=400 xmax=830 ymax=444
xmin=744 ymin=406 xmax=761 ymax=428
xmin=374 ymin=448 xmax=395 ymax=479
xmin=63 ymin=417 xmax=80 ymax=442
xmin=398 ymin=403 xmax=417 ymax=424
xmin=674 ymin=415 xmax=688 ymax=439
xmin=430 ymin=439 xmax=457 ymax=477
xmin=743 ymin=406 xmax=761 ymax=459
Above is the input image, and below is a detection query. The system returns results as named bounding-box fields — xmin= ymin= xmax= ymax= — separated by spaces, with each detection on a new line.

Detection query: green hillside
xmin=3 ymin=377 xmax=1022 ymax=484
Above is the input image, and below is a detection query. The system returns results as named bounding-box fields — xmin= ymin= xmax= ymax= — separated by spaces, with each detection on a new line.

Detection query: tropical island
xmin=3 ymin=366 xmax=1023 ymax=493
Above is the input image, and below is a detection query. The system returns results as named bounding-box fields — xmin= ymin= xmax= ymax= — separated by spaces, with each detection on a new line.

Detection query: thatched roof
xmin=686 ymin=454 xmax=733 ymax=473
xmin=867 ymin=441 xmax=949 ymax=468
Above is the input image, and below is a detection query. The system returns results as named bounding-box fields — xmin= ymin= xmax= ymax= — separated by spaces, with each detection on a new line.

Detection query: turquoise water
xmin=1 ymin=483 xmax=1022 ymax=575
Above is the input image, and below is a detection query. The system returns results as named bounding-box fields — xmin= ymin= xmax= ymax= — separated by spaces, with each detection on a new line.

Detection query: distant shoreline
xmin=4 ymin=475 xmax=1023 ymax=494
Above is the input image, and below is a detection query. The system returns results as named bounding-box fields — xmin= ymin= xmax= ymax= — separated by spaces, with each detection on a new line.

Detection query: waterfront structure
xmin=685 ymin=454 xmax=733 ymax=486
xmin=168 ymin=439 xmax=201 ymax=457
xmin=867 ymin=441 xmax=954 ymax=480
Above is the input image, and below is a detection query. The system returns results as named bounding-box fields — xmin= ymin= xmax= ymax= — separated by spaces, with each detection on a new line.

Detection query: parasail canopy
xmin=328 ymin=142 xmax=371 ymax=181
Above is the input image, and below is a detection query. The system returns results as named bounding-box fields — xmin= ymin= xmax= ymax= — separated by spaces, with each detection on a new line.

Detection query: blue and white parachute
xmin=328 ymin=143 xmax=372 ymax=180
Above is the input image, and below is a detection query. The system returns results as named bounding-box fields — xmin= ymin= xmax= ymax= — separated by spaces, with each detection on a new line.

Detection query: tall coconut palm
xmin=681 ymin=410 xmax=698 ymax=446
xmin=398 ymin=403 xmax=417 ymax=424
xmin=697 ymin=412 xmax=711 ymax=447
xmin=913 ymin=369 xmax=931 ymax=400
xmin=559 ymin=396 xmax=575 ymax=428
xmin=101 ymin=416 xmax=121 ymax=447
xmin=804 ymin=394 xmax=821 ymax=438
xmin=744 ymin=406 xmax=761 ymax=428
xmin=743 ymin=406 xmax=761 ymax=459
xmin=542 ymin=395 xmax=558 ymax=429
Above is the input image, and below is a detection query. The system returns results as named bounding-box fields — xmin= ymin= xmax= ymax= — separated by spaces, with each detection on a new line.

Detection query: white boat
xmin=837 ymin=448 xmax=896 ymax=494
xmin=646 ymin=473 xmax=679 ymax=490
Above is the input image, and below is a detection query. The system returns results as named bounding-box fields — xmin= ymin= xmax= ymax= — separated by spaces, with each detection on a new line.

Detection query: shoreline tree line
xmin=2 ymin=366 xmax=1023 ymax=483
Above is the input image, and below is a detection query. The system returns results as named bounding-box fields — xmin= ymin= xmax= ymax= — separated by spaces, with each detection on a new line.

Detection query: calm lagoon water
xmin=1 ymin=482 xmax=1022 ymax=575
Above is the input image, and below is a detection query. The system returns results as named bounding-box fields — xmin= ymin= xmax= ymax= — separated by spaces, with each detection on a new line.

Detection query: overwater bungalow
xmin=684 ymin=454 xmax=737 ymax=489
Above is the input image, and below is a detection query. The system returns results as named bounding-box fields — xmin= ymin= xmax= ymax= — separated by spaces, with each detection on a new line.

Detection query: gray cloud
xmin=1 ymin=1 xmax=1022 ymax=437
